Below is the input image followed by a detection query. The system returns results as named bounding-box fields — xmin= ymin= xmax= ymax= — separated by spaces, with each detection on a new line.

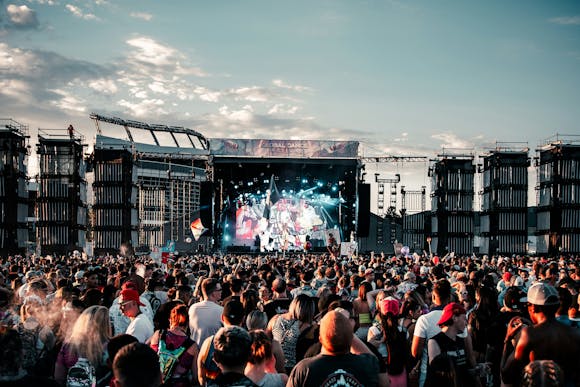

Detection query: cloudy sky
xmin=1 ymin=0 xmax=579 ymax=203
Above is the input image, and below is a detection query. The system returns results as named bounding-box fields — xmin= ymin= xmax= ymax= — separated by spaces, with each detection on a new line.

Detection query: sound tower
xmin=200 ymin=181 xmax=213 ymax=235
xmin=358 ymin=183 xmax=371 ymax=237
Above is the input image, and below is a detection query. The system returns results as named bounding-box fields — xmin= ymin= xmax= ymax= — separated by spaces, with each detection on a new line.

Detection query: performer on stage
xmin=327 ymin=232 xmax=339 ymax=258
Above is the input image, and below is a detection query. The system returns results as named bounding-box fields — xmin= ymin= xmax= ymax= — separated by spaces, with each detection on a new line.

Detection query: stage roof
xmin=209 ymin=138 xmax=359 ymax=159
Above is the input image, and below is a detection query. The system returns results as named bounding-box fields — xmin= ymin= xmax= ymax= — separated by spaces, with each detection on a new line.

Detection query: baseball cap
xmin=358 ymin=265 xmax=366 ymax=274
xmin=119 ymin=289 xmax=145 ymax=306
xmin=379 ymin=298 xmax=400 ymax=316
xmin=527 ymin=283 xmax=559 ymax=306
xmin=364 ymin=268 xmax=374 ymax=276
xmin=437 ymin=302 xmax=466 ymax=326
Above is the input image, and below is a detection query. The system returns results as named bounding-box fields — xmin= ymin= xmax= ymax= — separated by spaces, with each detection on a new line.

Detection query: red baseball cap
xmin=437 ymin=302 xmax=466 ymax=326
xmin=120 ymin=289 xmax=144 ymax=306
xmin=379 ymin=298 xmax=400 ymax=316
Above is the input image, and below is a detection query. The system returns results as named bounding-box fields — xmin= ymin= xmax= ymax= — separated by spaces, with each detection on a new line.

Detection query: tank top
xmin=271 ymin=317 xmax=300 ymax=369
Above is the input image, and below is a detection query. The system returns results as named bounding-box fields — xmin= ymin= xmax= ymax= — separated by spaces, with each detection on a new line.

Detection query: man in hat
xmin=120 ymin=288 xmax=154 ymax=343
xmin=427 ymin=302 xmax=477 ymax=386
xmin=502 ymin=282 xmax=580 ymax=387
xmin=287 ymin=310 xmax=380 ymax=387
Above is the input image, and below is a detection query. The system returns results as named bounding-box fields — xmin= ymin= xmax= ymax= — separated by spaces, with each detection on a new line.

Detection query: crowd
xmin=1 ymin=250 xmax=580 ymax=387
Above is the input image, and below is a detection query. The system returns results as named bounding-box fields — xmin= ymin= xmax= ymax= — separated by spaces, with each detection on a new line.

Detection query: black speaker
xmin=200 ymin=181 xmax=213 ymax=235
xmin=358 ymin=183 xmax=370 ymax=238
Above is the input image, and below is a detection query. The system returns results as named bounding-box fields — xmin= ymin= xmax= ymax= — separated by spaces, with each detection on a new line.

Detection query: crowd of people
xmin=1 ymin=250 xmax=580 ymax=387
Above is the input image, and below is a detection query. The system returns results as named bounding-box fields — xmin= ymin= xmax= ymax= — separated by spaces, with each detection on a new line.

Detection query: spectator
xmin=111 ymin=342 xmax=162 ymax=387
xmin=427 ymin=302 xmax=476 ymax=386
xmin=149 ymin=304 xmax=199 ymax=387
xmin=287 ymin=310 xmax=380 ymax=387
xmin=208 ymin=326 xmax=257 ymax=387
xmin=244 ymin=330 xmax=288 ymax=387
xmin=502 ymin=282 xmax=580 ymax=387
xmin=521 ymin=360 xmax=564 ymax=387
xmin=120 ymin=288 xmax=154 ymax=343
xmin=54 ymin=305 xmax=111 ymax=385
xmin=0 ymin=326 xmax=59 ymax=387
xmin=189 ymin=278 xmax=224 ymax=346
xmin=268 ymin=294 xmax=315 ymax=374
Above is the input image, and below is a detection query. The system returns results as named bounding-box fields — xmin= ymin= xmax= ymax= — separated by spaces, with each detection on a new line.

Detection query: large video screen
xmin=228 ymin=193 xmax=341 ymax=251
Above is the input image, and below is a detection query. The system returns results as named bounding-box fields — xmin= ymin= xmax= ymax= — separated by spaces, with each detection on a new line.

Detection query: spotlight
xmin=331 ymin=185 xmax=338 ymax=192
xmin=301 ymin=178 xmax=308 ymax=184
xmin=317 ymin=181 xmax=323 ymax=188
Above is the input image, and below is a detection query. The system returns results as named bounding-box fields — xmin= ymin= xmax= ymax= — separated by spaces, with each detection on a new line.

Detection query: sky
xmin=1 ymin=0 xmax=579 ymax=210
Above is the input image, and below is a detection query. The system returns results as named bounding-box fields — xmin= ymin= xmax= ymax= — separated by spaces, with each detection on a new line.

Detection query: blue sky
xmin=1 ymin=0 xmax=579 ymax=204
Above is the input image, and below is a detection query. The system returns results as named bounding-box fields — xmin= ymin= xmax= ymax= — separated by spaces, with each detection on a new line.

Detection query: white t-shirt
xmin=414 ymin=309 xmax=443 ymax=387
xmin=126 ymin=312 xmax=154 ymax=343
xmin=188 ymin=300 xmax=224 ymax=346
xmin=110 ymin=296 xmax=154 ymax=336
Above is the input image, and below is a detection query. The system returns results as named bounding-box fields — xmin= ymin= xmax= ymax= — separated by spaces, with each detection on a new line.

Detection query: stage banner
xmin=210 ymin=139 xmax=359 ymax=158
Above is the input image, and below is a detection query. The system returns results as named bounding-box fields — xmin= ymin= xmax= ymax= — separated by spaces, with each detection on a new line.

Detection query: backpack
xmin=145 ymin=292 xmax=162 ymax=316
xmin=200 ymin=336 xmax=221 ymax=382
xmin=66 ymin=357 xmax=96 ymax=387
xmin=157 ymin=331 xmax=193 ymax=382
xmin=17 ymin=322 xmax=43 ymax=373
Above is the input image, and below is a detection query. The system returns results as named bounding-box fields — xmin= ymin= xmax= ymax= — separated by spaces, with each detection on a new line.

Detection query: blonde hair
xmin=67 ymin=305 xmax=111 ymax=366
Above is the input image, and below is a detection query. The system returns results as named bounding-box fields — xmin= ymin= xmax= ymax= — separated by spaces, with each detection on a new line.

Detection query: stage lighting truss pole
xmin=374 ymin=173 xmax=400 ymax=217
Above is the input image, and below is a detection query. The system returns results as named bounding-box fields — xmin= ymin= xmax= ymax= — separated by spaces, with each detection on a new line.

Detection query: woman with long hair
xmin=399 ymin=298 xmax=422 ymax=344
xmin=468 ymin=285 xmax=499 ymax=362
xmin=368 ymin=298 xmax=409 ymax=387
xmin=149 ymin=304 xmax=199 ymax=387
xmin=353 ymin=281 xmax=373 ymax=340
xmin=54 ymin=305 xmax=111 ymax=386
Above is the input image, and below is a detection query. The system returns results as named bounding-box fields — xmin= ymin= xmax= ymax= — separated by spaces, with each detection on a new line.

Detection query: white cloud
xmin=393 ymin=132 xmax=409 ymax=142
xmin=130 ymin=12 xmax=153 ymax=21
xmin=126 ymin=37 xmax=179 ymax=67
xmin=218 ymin=105 xmax=254 ymax=123
xmin=431 ymin=132 xmax=474 ymax=149
xmin=148 ymin=81 xmax=170 ymax=95
xmin=125 ymin=37 xmax=206 ymax=77
xmin=50 ymin=89 xmax=86 ymax=112
xmin=118 ymin=98 xmax=166 ymax=117
xmin=0 ymin=79 xmax=32 ymax=103
xmin=194 ymin=86 xmax=221 ymax=102
xmin=228 ymin=86 xmax=271 ymax=102
xmin=268 ymin=103 xmax=299 ymax=115
xmin=272 ymin=79 xmax=313 ymax=92
xmin=88 ymin=78 xmax=118 ymax=95
xmin=6 ymin=4 xmax=39 ymax=28
xmin=27 ymin=0 xmax=57 ymax=4
xmin=549 ymin=16 xmax=580 ymax=25
xmin=0 ymin=43 xmax=37 ymax=74
xmin=65 ymin=4 xmax=98 ymax=21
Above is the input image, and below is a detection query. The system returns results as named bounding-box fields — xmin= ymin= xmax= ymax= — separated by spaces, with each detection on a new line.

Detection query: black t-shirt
xmin=288 ymin=353 xmax=379 ymax=387
xmin=430 ymin=332 xmax=471 ymax=385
